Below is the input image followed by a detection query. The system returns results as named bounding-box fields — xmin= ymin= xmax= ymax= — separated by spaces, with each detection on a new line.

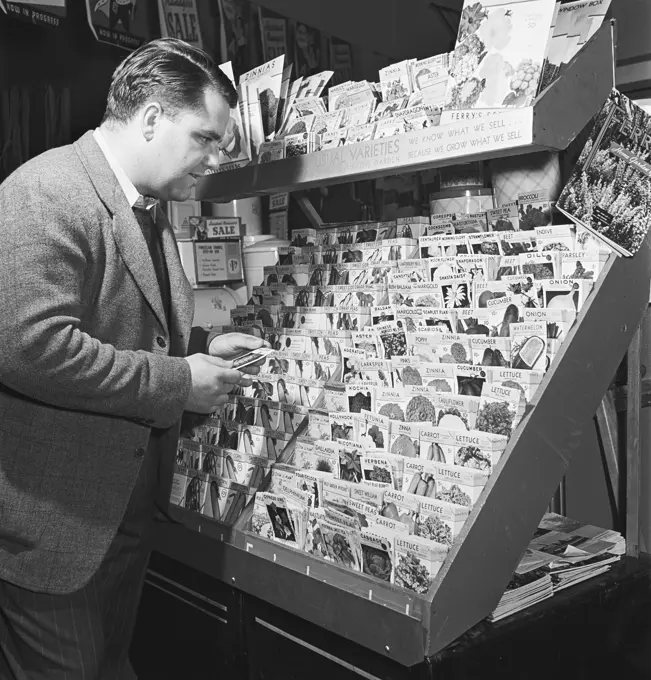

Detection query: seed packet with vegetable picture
xmin=361 ymin=528 xmax=395 ymax=583
xmin=476 ymin=383 xmax=523 ymax=438
xmin=394 ymin=534 xmax=447 ymax=594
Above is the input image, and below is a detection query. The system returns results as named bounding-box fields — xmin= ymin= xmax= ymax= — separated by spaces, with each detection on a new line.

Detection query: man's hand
xmin=184 ymin=354 xmax=252 ymax=414
xmin=208 ymin=332 xmax=270 ymax=376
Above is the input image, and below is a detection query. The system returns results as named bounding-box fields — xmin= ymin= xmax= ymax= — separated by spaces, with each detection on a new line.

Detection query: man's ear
xmin=141 ymin=102 xmax=163 ymax=142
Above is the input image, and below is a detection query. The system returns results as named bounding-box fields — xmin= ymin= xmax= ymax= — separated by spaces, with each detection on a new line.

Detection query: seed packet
xmin=170 ymin=469 xmax=190 ymax=508
xmin=336 ymin=440 xmax=364 ymax=484
xmin=267 ymin=464 xmax=298 ymax=495
xmin=341 ymin=347 xmax=367 ymax=381
xmin=375 ymin=387 xmax=407 ymax=422
xmin=330 ymin=410 xmax=357 ymax=441
xmin=321 ymin=477 xmax=353 ymax=506
xmin=206 ymin=475 xmax=250 ymax=524
xmin=418 ymin=427 xmax=456 ymax=465
xmin=344 ymin=496 xmax=379 ymax=528
xmin=439 ymin=234 xmax=471 ymax=257
xmin=500 ymin=230 xmax=537 ymax=255
xmin=370 ymin=304 xmax=395 ymax=325
xmin=451 ymin=429 xmax=509 ymax=473
xmin=344 ymin=122 xmax=377 ymax=145
xmin=522 ymin=307 xmax=574 ymax=345
xmin=489 ymin=367 xmax=545 ymax=406
xmin=438 ymin=275 xmax=472 ymax=309
xmin=559 ymin=250 xmax=608 ymax=281
xmin=308 ymin=329 xmax=353 ymax=356
xmin=350 ymin=482 xmax=386 ymax=509
xmin=434 ymin=393 xmax=481 ymax=431
xmin=509 ymin=321 xmax=547 ymax=371
xmin=220 ymin=449 xmax=271 ymax=487
xmin=470 ymin=336 xmax=512 ymax=368
xmin=308 ymin=440 xmax=341 ymax=477
xmin=421 ymin=364 xmax=457 ymax=394
xmin=455 ymin=254 xmax=495 ymax=283
xmin=290 ymin=469 xmax=322 ymax=511
xmin=361 ymin=528 xmax=395 ymax=583
xmin=375 ymin=321 xmax=408 ymax=359
xmin=305 ymin=409 xmax=330 ymax=440
xmin=476 ymin=384 xmax=523 ymax=439
xmin=487 ymin=204 xmax=519 ymax=232
xmin=519 ymin=251 xmax=559 ymax=281
xmin=346 ymin=383 xmax=374 ymax=413
xmin=361 ymin=452 xmax=404 ymax=489
xmin=417 ymin=497 xmax=469 ymax=546
xmin=535 ymin=225 xmax=576 ymax=253
xmin=352 ymin=330 xmax=381 ymax=358
xmin=325 ymin=307 xmax=373 ymax=332
xmin=406 ymin=331 xmax=441 ymax=362
xmin=351 ymin=360 xmax=393 ymax=388
xmin=323 ymin=382 xmax=348 ymax=414
xmin=256 ymin=491 xmax=300 ymax=547
xmin=381 ymin=489 xmax=420 ymax=535
xmin=542 ymin=279 xmax=592 ymax=314
xmin=431 ymin=460 xmax=488 ymax=507
xmin=396 ymin=216 xmax=430 ymax=239
xmin=392 ymin=259 xmax=429 ymax=284
xmin=484 ymin=295 xmax=521 ymax=338
xmin=339 ymin=100 xmax=376 ymax=127
xmin=500 ymin=274 xmax=542 ymax=308
xmin=391 ymin=356 xmax=425 ymax=388
xmin=574 ymin=224 xmax=612 ymax=255
xmin=431 ymin=332 xmax=472 ymax=365
xmin=425 ymin=257 xmax=458 ymax=285
xmin=358 ymin=410 xmax=391 ymax=451
xmin=518 ymin=191 xmax=553 ymax=231
xmin=454 ymin=364 xmax=488 ymax=397
xmin=319 ymin=518 xmax=362 ymax=570
xmin=495 ymin=255 xmax=522 ymax=279
xmin=367 ymin=514 xmax=409 ymax=536
xmin=389 ymin=420 xmax=423 ymax=457
xmin=454 ymin=308 xmax=492 ymax=336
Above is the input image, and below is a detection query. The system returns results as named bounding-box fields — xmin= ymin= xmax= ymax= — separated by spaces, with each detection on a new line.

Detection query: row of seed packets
xmin=288 ymin=221 xmax=611 ymax=254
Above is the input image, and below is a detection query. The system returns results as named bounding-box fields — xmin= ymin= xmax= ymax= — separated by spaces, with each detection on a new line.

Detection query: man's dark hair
xmin=102 ymin=38 xmax=238 ymax=124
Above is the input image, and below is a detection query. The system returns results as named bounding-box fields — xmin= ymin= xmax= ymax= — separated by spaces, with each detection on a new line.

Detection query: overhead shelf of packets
xmin=199 ymin=20 xmax=615 ymax=204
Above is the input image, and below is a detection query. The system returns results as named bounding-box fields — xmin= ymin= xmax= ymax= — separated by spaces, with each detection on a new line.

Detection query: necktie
xmin=132 ymin=206 xmax=171 ymax=327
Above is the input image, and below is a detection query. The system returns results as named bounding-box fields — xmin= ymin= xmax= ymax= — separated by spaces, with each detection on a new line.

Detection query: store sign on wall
xmin=5 ymin=0 xmax=65 ymax=27
xmin=158 ymin=0 xmax=202 ymax=48
xmin=86 ymin=0 xmax=147 ymax=51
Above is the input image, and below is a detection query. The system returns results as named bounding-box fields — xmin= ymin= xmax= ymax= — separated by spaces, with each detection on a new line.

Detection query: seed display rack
xmin=156 ymin=22 xmax=649 ymax=668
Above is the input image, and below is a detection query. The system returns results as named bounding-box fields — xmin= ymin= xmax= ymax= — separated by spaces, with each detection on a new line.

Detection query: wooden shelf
xmin=197 ymin=22 xmax=614 ymax=204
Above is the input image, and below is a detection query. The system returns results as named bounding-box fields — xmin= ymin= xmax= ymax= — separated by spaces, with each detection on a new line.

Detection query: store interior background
xmin=1 ymin=0 xmax=651 ymax=553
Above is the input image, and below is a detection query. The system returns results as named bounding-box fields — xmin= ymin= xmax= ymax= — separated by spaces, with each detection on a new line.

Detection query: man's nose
xmin=204 ymin=146 xmax=220 ymax=171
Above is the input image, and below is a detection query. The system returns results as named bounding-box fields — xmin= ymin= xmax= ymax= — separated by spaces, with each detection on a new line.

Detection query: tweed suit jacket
xmin=0 ymin=131 xmax=195 ymax=595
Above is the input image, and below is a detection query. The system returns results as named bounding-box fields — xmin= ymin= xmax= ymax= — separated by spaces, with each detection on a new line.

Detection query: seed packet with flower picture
xmin=371 ymin=304 xmax=396 ymax=325
xmin=488 ymin=204 xmax=519 ymax=232
xmin=466 ymin=232 xmax=503 ymax=256
xmin=330 ymin=410 xmax=356 ymax=441
xmin=352 ymin=360 xmax=393 ymax=388
xmin=375 ymin=387 xmax=407 ymax=422
xmin=438 ymin=276 xmax=473 ymax=309
xmin=336 ymin=440 xmax=364 ymax=484
xmin=375 ymin=321 xmax=408 ymax=359
xmin=422 ymin=364 xmax=457 ymax=394
xmin=361 ymin=453 xmax=404 ymax=489
xmin=359 ymin=410 xmax=391 ymax=451
xmin=392 ymin=356 xmax=426 ymax=388
xmin=389 ymin=420 xmax=424 ymax=458
xmin=380 ymin=60 xmax=414 ymax=101
xmin=445 ymin=0 xmax=557 ymax=111
xmin=352 ymin=330 xmax=381 ymax=358
xmin=346 ymin=384 xmax=375 ymax=413
xmin=430 ymin=332 xmax=472 ymax=365
xmin=455 ymin=254 xmax=495 ymax=283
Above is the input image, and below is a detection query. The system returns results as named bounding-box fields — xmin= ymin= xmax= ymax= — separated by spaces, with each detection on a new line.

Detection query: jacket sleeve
xmin=0 ymin=169 xmax=191 ymax=430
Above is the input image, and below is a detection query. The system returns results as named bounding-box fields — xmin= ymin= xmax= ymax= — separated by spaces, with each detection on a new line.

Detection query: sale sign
xmin=158 ymin=0 xmax=202 ymax=48
xmin=86 ymin=0 xmax=148 ymax=51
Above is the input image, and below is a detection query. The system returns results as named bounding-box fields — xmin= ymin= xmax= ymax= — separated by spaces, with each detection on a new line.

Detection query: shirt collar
xmin=93 ymin=128 xmax=158 ymax=212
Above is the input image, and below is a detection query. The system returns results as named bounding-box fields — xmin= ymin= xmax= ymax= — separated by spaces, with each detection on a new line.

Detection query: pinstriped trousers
xmin=0 ymin=435 xmax=161 ymax=680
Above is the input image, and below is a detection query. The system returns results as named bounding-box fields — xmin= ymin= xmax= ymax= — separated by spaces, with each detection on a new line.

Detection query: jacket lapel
xmin=73 ymin=131 xmax=168 ymax=334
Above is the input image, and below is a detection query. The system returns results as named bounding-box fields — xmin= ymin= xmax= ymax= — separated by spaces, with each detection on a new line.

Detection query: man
xmin=0 ymin=38 xmax=263 ymax=679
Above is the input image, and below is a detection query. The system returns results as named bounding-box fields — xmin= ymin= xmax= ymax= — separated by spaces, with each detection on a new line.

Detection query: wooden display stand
xmin=136 ymin=21 xmax=651 ymax=674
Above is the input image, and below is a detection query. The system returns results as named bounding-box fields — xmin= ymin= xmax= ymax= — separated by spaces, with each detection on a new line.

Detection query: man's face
xmin=147 ymin=87 xmax=231 ymax=202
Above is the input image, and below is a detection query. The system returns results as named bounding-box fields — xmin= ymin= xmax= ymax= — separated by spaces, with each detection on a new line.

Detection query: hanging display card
xmin=194 ymin=241 xmax=244 ymax=284
xmin=86 ymin=0 xmax=148 ymax=50
xmin=6 ymin=0 xmax=65 ymax=27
